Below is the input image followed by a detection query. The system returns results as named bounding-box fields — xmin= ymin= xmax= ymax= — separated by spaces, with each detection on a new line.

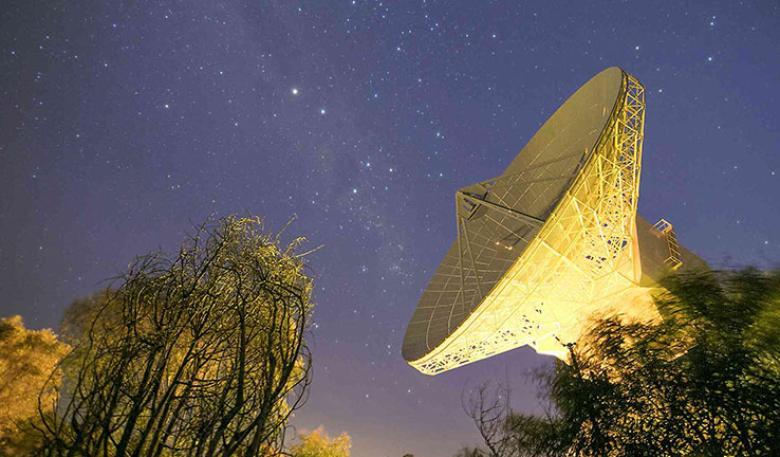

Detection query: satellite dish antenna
xmin=402 ymin=67 xmax=705 ymax=375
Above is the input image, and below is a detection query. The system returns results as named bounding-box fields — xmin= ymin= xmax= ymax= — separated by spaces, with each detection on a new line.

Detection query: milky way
xmin=2 ymin=2 xmax=779 ymax=455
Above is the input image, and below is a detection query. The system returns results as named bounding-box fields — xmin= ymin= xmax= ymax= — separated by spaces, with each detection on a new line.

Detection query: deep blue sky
xmin=2 ymin=1 xmax=779 ymax=456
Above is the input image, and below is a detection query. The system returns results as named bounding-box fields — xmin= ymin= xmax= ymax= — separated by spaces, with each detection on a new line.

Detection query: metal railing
xmin=652 ymin=219 xmax=683 ymax=270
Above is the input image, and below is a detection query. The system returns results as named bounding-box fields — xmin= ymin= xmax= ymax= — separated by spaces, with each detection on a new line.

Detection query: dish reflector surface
xmin=402 ymin=67 xmax=641 ymax=373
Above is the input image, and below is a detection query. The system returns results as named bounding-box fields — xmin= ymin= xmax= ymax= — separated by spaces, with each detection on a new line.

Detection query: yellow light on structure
xmin=402 ymin=68 xmax=706 ymax=375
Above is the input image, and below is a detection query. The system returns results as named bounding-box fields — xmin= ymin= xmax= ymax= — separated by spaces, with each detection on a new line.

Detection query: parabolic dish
xmin=402 ymin=67 xmax=647 ymax=374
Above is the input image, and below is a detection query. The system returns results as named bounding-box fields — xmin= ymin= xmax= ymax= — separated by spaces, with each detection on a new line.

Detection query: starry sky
xmin=1 ymin=1 xmax=779 ymax=456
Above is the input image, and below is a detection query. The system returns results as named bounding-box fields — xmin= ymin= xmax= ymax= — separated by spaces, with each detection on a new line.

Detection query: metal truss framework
xmin=410 ymin=73 xmax=650 ymax=375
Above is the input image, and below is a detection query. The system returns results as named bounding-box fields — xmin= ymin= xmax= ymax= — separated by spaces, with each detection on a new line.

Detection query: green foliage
xmin=40 ymin=216 xmax=314 ymax=456
xmin=465 ymin=269 xmax=780 ymax=456
xmin=289 ymin=427 xmax=351 ymax=457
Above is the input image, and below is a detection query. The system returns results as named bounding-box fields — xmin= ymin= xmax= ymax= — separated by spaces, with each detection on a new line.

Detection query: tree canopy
xmin=0 ymin=315 xmax=69 ymax=454
xmin=39 ymin=216 xmax=315 ymax=456
xmin=289 ymin=427 xmax=351 ymax=457
xmin=465 ymin=269 xmax=780 ymax=456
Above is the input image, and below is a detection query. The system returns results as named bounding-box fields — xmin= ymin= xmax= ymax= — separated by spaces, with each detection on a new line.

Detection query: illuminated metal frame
xmin=410 ymin=73 xmax=648 ymax=375
xmin=652 ymin=218 xmax=684 ymax=270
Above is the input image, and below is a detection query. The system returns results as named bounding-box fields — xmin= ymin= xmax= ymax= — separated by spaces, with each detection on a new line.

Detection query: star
xmin=4 ymin=3 xmax=779 ymax=454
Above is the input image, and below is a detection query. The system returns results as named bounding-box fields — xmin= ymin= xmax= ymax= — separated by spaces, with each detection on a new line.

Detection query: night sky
xmin=2 ymin=1 xmax=779 ymax=456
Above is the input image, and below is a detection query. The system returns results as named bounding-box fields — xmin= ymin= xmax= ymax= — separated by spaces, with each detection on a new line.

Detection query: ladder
xmin=652 ymin=218 xmax=683 ymax=271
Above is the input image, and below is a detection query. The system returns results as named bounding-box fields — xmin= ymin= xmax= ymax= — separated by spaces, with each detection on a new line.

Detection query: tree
xmin=0 ymin=315 xmax=69 ymax=454
xmin=288 ymin=427 xmax=350 ymax=457
xmin=57 ymin=290 xmax=112 ymax=346
xmin=452 ymin=448 xmax=485 ymax=457
xmin=465 ymin=269 xmax=780 ymax=456
xmin=40 ymin=216 xmax=314 ymax=456
xmin=462 ymin=384 xmax=513 ymax=457
xmin=463 ymin=383 xmax=555 ymax=457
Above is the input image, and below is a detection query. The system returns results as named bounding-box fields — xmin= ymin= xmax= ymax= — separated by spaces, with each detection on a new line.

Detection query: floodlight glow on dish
xmin=402 ymin=67 xmax=705 ymax=375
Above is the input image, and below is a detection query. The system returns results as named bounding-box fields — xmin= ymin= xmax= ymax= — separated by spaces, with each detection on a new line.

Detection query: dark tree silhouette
xmin=39 ymin=217 xmax=314 ymax=457
xmin=465 ymin=269 xmax=780 ymax=456
xmin=452 ymin=448 xmax=485 ymax=457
